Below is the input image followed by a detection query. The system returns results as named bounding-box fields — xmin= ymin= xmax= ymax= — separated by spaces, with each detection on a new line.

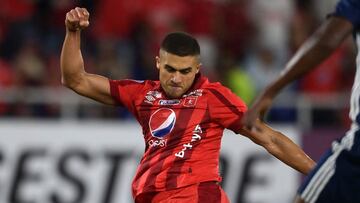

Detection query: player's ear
xmin=196 ymin=63 xmax=201 ymax=73
xmin=156 ymin=56 xmax=160 ymax=70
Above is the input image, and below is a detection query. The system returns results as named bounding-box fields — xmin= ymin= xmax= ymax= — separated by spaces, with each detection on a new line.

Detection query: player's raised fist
xmin=65 ymin=7 xmax=90 ymax=32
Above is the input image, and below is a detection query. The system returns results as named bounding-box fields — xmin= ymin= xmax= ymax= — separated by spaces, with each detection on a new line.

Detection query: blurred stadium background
xmin=0 ymin=0 xmax=354 ymax=202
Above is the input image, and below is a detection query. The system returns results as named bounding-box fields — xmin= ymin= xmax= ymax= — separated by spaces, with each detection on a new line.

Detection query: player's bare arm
xmin=239 ymin=120 xmax=315 ymax=175
xmin=61 ymin=7 xmax=116 ymax=105
xmin=242 ymin=16 xmax=353 ymax=129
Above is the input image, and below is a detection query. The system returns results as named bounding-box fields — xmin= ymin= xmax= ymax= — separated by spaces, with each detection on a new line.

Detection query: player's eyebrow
xmin=164 ymin=65 xmax=192 ymax=73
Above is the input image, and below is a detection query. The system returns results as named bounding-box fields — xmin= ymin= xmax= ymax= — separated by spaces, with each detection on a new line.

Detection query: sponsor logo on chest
xmin=149 ymin=108 xmax=176 ymax=139
xmin=159 ymin=99 xmax=181 ymax=105
xmin=175 ymin=124 xmax=203 ymax=158
xmin=147 ymin=108 xmax=175 ymax=149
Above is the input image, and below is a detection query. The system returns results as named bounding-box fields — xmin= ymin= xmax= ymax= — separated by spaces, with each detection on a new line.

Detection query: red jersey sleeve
xmin=207 ymin=84 xmax=247 ymax=133
xmin=109 ymin=79 xmax=145 ymax=114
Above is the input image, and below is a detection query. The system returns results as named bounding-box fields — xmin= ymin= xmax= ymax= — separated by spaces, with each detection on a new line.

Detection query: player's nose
xmin=170 ymin=72 xmax=182 ymax=84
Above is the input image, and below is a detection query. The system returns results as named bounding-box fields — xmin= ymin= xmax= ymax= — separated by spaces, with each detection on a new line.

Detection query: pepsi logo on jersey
xmin=149 ymin=108 xmax=176 ymax=139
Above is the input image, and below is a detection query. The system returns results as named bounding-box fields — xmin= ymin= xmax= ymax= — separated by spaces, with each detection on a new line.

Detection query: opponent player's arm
xmin=61 ymin=7 xmax=116 ymax=105
xmin=239 ymin=120 xmax=315 ymax=175
xmin=263 ymin=16 xmax=352 ymax=99
xmin=242 ymin=16 xmax=353 ymax=128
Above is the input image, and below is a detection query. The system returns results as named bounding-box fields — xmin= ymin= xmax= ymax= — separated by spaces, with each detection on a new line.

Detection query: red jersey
xmin=109 ymin=74 xmax=247 ymax=198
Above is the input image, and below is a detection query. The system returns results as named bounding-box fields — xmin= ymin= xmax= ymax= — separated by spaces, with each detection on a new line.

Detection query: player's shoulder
xmin=113 ymin=79 xmax=157 ymax=88
xmin=128 ymin=79 xmax=161 ymax=97
xmin=202 ymin=81 xmax=247 ymax=109
xmin=121 ymin=79 xmax=151 ymax=85
xmin=202 ymin=81 xmax=233 ymax=95
xmin=110 ymin=78 xmax=160 ymax=96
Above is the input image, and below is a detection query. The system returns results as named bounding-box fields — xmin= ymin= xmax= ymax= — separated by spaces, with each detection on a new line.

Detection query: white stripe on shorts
xmin=300 ymin=127 xmax=357 ymax=203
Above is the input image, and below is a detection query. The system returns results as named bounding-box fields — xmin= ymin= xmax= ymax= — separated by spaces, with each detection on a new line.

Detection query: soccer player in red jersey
xmin=61 ymin=7 xmax=315 ymax=203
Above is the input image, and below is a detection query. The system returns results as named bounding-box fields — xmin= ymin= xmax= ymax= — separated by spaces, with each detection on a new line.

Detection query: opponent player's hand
xmin=241 ymin=94 xmax=273 ymax=130
xmin=65 ymin=7 xmax=90 ymax=32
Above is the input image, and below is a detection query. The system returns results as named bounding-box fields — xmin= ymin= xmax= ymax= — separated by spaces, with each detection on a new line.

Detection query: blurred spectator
xmin=244 ymin=44 xmax=282 ymax=94
xmin=0 ymin=58 xmax=15 ymax=115
xmin=45 ymin=54 xmax=62 ymax=87
xmin=0 ymin=0 xmax=36 ymax=59
xmin=216 ymin=0 xmax=254 ymax=60
xmin=299 ymin=47 xmax=346 ymax=94
xmin=94 ymin=39 xmax=131 ymax=80
xmin=138 ymin=0 xmax=189 ymax=50
xmin=0 ymin=16 xmax=7 ymax=45
xmin=244 ymin=43 xmax=297 ymax=122
xmin=130 ymin=0 xmax=190 ymax=80
xmin=248 ymin=0 xmax=294 ymax=62
xmin=0 ymin=0 xmax=35 ymax=22
xmin=185 ymin=0 xmax=221 ymax=80
xmin=0 ymin=59 xmax=14 ymax=88
xmin=241 ymin=0 xmax=296 ymax=122
xmin=92 ymin=0 xmax=140 ymax=40
xmin=13 ymin=40 xmax=46 ymax=87
xmin=289 ymin=1 xmax=318 ymax=52
xmin=37 ymin=0 xmax=76 ymax=54
xmin=131 ymin=21 xmax=158 ymax=80
xmin=0 ymin=0 xmax=352 ymax=124
xmin=217 ymin=52 xmax=255 ymax=105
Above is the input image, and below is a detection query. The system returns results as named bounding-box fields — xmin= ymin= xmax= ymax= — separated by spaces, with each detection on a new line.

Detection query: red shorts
xmin=135 ymin=181 xmax=230 ymax=203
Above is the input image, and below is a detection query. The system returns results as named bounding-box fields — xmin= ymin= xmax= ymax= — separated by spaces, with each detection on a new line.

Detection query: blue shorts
xmin=298 ymin=128 xmax=360 ymax=203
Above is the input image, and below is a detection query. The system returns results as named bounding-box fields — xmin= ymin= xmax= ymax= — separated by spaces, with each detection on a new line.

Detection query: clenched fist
xmin=65 ymin=7 xmax=90 ymax=32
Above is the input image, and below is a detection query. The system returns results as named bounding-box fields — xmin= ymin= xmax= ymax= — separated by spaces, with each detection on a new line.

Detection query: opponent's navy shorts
xmin=298 ymin=128 xmax=360 ymax=203
xmin=135 ymin=181 xmax=230 ymax=203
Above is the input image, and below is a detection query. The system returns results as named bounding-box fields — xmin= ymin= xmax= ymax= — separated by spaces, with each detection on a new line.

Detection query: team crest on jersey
xmin=183 ymin=96 xmax=198 ymax=107
xmin=149 ymin=108 xmax=176 ymax=139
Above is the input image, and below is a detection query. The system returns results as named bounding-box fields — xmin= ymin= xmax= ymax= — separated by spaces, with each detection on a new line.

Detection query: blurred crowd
xmin=0 ymin=0 xmax=355 ymax=127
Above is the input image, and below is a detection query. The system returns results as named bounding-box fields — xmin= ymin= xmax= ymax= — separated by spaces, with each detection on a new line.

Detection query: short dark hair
xmin=160 ymin=32 xmax=200 ymax=56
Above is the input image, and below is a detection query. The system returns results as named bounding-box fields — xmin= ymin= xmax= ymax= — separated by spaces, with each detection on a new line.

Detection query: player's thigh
xmin=197 ymin=181 xmax=230 ymax=203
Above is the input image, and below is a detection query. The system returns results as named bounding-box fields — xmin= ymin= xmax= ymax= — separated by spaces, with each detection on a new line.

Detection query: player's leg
xmin=298 ymin=131 xmax=360 ymax=203
xmin=297 ymin=147 xmax=333 ymax=203
xmin=197 ymin=181 xmax=230 ymax=203
xmin=135 ymin=192 xmax=157 ymax=203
